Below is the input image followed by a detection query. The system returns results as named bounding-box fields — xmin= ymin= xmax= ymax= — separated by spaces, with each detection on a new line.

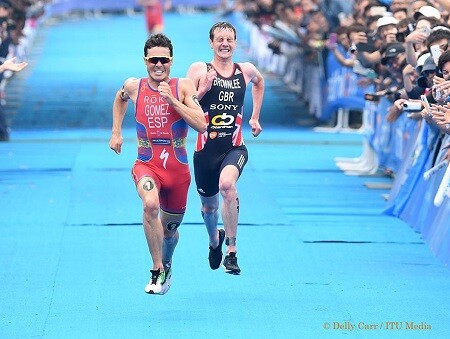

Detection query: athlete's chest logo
xmin=211 ymin=113 xmax=234 ymax=126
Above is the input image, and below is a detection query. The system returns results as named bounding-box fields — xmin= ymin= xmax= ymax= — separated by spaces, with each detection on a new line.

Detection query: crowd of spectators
xmin=0 ymin=0 xmax=49 ymax=141
xmin=223 ymin=0 xmax=450 ymax=265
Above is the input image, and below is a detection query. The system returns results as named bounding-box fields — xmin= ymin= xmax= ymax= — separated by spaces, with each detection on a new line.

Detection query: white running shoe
xmin=144 ymin=266 xmax=172 ymax=295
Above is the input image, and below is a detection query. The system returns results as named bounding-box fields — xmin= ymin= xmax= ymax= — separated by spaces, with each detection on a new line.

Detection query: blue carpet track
xmin=1 ymin=11 xmax=449 ymax=339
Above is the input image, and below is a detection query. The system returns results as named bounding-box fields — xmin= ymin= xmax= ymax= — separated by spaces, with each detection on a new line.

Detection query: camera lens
xmin=417 ymin=76 xmax=429 ymax=88
xmin=403 ymin=101 xmax=422 ymax=111
xmin=396 ymin=32 xmax=405 ymax=42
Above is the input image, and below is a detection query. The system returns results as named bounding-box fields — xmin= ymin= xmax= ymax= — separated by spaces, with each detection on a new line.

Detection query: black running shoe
xmin=223 ymin=252 xmax=241 ymax=275
xmin=208 ymin=228 xmax=225 ymax=269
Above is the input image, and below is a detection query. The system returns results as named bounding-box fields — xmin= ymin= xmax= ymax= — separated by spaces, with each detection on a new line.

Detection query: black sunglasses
xmin=144 ymin=56 xmax=173 ymax=64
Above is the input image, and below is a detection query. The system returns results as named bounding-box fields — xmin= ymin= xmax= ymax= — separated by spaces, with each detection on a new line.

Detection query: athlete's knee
xmin=201 ymin=202 xmax=219 ymax=215
xmin=219 ymin=179 xmax=237 ymax=198
xmin=142 ymin=196 xmax=160 ymax=218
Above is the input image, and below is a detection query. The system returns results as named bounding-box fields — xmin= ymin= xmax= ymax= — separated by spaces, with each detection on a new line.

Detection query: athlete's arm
xmin=186 ymin=62 xmax=216 ymax=100
xmin=242 ymin=62 xmax=264 ymax=137
xmin=159 ymin=78 xmax=207 ymax=133
xmin=109 ymin=78 xmax=138 ymax=154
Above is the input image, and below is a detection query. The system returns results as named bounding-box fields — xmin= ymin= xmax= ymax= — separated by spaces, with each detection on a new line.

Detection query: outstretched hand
xmin=1 ymin=57 xmax=28 ymax=72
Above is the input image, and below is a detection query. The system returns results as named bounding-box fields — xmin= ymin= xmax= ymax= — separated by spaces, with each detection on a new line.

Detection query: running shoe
xmin=223 ymin=252 xmax=241 ymax=275
xmin=144 ymin=267 xmax=171 ymax=295
xmin=208 ymin=228 xmax=225 ymax=270
xmin=163 ymin=264 xmax=172 ymax=293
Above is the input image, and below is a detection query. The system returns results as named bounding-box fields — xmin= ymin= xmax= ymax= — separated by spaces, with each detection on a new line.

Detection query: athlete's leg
xmin=201 ymin=193 xmax=225 ymax=270
xmin=137 ymin=176 xmax=164 ymax=272
xmin=144 ymin=4 xmax=164 ymax=35
xmin=160 ymin=210 xmax=183 ymax=267
xmin=200 ymin=194 xmax=220 ymax=247
xmin=144 ymin=6 xmax=152 ymax=35
xmin=193 ymin=150 xmax=224 ymax=269
xmin=153 ymin=2 xmax=164 ymax=33
xmin=218 ymin=165 xmax=240 ymax=254
xmin=151 ymin=23 xmax=163 ymax=34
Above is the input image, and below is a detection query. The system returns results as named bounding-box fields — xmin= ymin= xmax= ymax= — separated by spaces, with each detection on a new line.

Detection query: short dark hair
xmin=438 ymin=49 xmax=450 ymax=71
xmin=346 ymin=23 xmax=367 ymax=38
xmin=209 ymin=22 xmax=236 ymax=41
xmin=334 ymin=25 xmax=348 ymax=36
xmin=427 ymin=29 xmax=450 ymax=51
xmin=144 ymin=33 xmax=173 ymax=57
xmin=0 ymin=1 xmax=11 ymax=9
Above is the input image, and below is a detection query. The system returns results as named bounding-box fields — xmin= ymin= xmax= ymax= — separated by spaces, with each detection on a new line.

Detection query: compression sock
xmin=162 ymin=232 xmax=178 ymax=267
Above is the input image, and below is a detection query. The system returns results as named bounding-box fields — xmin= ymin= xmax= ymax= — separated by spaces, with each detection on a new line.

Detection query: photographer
xmin=405 ymin=54 xmax=433 ymax=97
xmin=378 ymin=43 xmax=422 ymax=123
xmin=380 ymin=42 xmax=407 ymax=89
xmin=404 ymin=16 xmax=441 ymax=67
xmin=428 ymin=50 xmax=450 ymax=134
xmin=395 ymin=17 xmax=415 ymax=43
xmin=331 ymin=23 xmax=380 ymax=79
xmin=360 ymin=15 xmax=399 ymax=66
xmin=417 ymin=28 xmax=450 ymax=105
xmin=328 ymin=24 xmax=360 ymax=68
xmin=385 ymin=56 xmax=430 ymax=123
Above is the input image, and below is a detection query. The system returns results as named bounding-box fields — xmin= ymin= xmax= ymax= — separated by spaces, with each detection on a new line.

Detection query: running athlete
xmin=109 ymin=34 xmax=206 ymax=295
xmin=186 ymin=22 xmax=264 ymax=275
xmin=137 ymin=0 xmax=171 ymax=36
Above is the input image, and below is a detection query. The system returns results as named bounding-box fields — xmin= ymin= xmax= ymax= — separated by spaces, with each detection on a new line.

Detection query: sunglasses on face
xmin=144 ymin=56 xmax=173 ymax=64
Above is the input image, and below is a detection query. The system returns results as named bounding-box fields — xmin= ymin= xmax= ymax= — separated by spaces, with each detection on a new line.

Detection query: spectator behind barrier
xmin=237 ymin=0 xmax=450 ymax=226
xmin=0 ymin=0 xmax=46 ymax=141
xmin=226 ymin=0 xmax=450 ymax=264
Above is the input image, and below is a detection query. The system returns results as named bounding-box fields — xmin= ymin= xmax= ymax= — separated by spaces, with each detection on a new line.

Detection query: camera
xmin=364 ymin=93 xmax=381 ymax=102
xmin=403 ymin=101 xmax=422 ymax=111
xmin=267 ymin=40 xmax=281 ymax=54
xmin=396 ymin=32 xmax=406 ymax=42
xmin=417 ymin=76 xmax=430 ymax=89
xmin=357 ymin=34 xmax=377 ymax=53
xmin=349 ymin=43 xmax=357 ymax=54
